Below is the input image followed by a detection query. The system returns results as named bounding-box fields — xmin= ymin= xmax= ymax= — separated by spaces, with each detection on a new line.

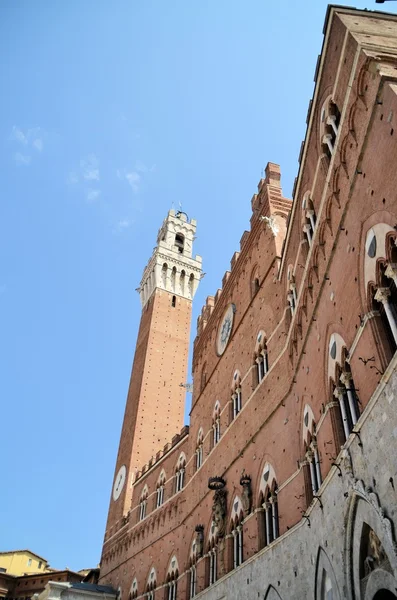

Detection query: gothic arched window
xmin=212 ymin=401 xmax=221 ymax=447
xmin=139 ymin=485 xmax=149 ymax=521
xmin=320 ymin=97 xmax=341 ymax=159
xmin=195 ymin=429 xmax=204 ymax=471
xmin=175 ymin=453 xmax=186 ymax=493
xmin=259 ymin=463 xmax=279 ymax=548
xmin=156 ymin=470 xmax=166 ymax=508
xmin=254 ymin=331 xmax=269 ymax=385
xmin=302 ymin=405 xmax=322 ymax=500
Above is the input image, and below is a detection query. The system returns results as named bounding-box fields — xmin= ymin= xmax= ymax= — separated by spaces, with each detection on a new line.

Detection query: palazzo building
xmin=100 ymin=6 xmax=397 ymax=599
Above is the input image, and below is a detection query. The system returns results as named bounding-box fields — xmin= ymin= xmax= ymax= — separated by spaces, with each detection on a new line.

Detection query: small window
xmin=38 ymin=561 xmax=42 ymax=569
xmin=171 ymin=295 xmax=176 ymax=307
xmin=175 ymin=233 xmax=184 ymax=253
xmin=0 ymin=568 xmax=6 ymax=573
xmin=27 ymin=559 xmax=32 ymax=567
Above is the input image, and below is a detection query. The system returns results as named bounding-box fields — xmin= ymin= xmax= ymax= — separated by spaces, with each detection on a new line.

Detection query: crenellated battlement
xmin=194 ymin=162 xmax=292 ymax=346
xmin=133 ymin=425 xmax=190 ymax=484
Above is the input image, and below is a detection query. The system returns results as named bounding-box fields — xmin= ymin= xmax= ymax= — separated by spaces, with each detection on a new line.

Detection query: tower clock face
xmin=216 ymin=303 xmax=235 ymax=356
xmin=113 ymin=465 xmax=127 ymax=501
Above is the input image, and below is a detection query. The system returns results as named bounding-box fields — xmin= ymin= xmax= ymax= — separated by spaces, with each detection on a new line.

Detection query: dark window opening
xmin=175 ymin=233 xmax=184 ymax=253
xmin=171 ymin=295 xmax=176 ymax=308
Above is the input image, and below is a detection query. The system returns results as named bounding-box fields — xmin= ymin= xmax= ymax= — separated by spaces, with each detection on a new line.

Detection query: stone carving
xmin=208 ymin=476 xmax=227 ymax=578
xmin=353 ymin=479 xmax=397 ymax=555
xmin=260 ymin=215 xmax=280 ymax=236
xmin=212 ymin=488 xmax=227 ymax=538
xmin=194 ymin=525 xmax=204 ymax=558
xmin=240 ymin=473 xmax=252 ymax=516
xmin=364 ymin=528 xmax=387 ymax=575
xmin=341 ymin=448 xmax=355 ymax=484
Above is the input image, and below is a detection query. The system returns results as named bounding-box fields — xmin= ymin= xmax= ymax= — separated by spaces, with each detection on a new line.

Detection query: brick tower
xmin=105 ymin=209 xmax=202 ymax=532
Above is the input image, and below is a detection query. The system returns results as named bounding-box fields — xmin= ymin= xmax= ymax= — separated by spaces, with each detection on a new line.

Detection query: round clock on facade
xmin=113 ymin=464 xmax=127 ymax=501
xmin=216 ymin=303 xmax=235 ymax=356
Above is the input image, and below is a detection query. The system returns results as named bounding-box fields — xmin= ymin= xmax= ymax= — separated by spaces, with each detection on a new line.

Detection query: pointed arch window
xmin=255 ymin=333 xmax=269 ymax=384
xmin=263 ymin=485 xmax=279 ymax=546
xmin=195 ymin=430 xmax=204 ymax=471
xmin=139 ymin=486 xmax=148 ymax=521
xmin=212 ymin=402 xmax=221 ymax=447
xmin=231 ymin=515 xmax=244 ymax=569
xmin=156 ymin=471 xmax=166 ymax=508
xmin=209 ymin=545 xmax=217 ymax=585
xmin=259 ymin=464 xmax=279 ymax=548
xmin=129 ymin=579 xmax=138 ymax=600
xmin=302 ymin=192 xmax=317 ymax=248
xmin=231 ymin=372 xmax=242 ymax=419
xmin=167 ymin=577 xmax=177 ymax=600
xmin=175 ymin=454 xmax=186 ymax=493
xmin=333 ymin=363 xmax=360 ymax=442
xmin=188 ymin=565 xmax=196 ymax=599
xmin=320 ymin=98 xmax=341 ymax=159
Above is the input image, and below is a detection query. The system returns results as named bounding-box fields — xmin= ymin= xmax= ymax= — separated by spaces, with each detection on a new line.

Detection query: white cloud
xmin=125 ymin=171 xmax=141 ymax=193
xmin=11 ymin=126 xmax=28 ymax=145
xmin=32 ymin=138 xmax=43 ymax=152
xmin=67 ymin=171 xmax=79 ymax=184
xmin=80 ymin=154 xmax=100 ymax=181
xmin=10 ymin=126 xmax=44 ymax=161
xmin=117 ymin=161 xmax=154 ymax=194
xmin=113 ymin=218 xmax=134 ymax=234
xmin=86 ymin=189 xmax=101 ymax=202
xmin=14 ymin=152 xmax=31 ymax=165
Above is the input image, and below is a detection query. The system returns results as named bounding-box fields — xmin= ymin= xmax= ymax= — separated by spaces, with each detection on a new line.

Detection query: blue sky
xmin=0 ymin=0 xmax=382 ymax=572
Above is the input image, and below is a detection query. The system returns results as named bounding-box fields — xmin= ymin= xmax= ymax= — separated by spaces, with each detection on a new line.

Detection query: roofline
xmin=324 ymin=3 xmax=397 ymax=33
xmin=0 ymin=550 xmax=48 ymax=562
xmin=15 ymin=569 xmax=83 ymax=580
xmin=279 ymin=3 xmax=397 ymax=277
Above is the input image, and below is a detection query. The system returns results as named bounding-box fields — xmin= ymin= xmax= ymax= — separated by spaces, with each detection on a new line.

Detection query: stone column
xmin=385 ymin=263 xmax=397 ymax=287
xmin=303 ymin=223 xmax=312 ymax=246
xmin=326 ymin=114 xmax=338 ymax=136
xmin=306 ymin=210 xmax=316 ymax=233
xmin=264 ymin=502 xmax=271 ymax=545
xmin=307 ymin=449 xmax=317 ymax=494
xmin=312 ymin=441 xmax=322 ymax=489
xmin=334 ymin=387 xmax=350 ymax=441
xmin=270 ymin=494 xmax=278 ymax=540
xmin=375 ymin=287 xmax=397 ymax=345
xmin=340 ymin=371 xmax=358 ymax=426
xmin=322 ymin=133 xmax=334 ymax=154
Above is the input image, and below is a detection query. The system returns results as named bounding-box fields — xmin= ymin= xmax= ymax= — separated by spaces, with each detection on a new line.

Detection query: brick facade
xmin=100 ymin=6 xmax=397 ymax=599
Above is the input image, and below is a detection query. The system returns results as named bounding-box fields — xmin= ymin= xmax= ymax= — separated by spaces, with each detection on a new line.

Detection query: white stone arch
xmin=175 ymin=452 xmax=186 ymax=470
xmin=167 ymin=554 xmax=179 ymax=578
xmin=255 ymin=330 xmax=267 ymax=353
xmin=197 ymin=427 xmax=204 ymax=444
xmin=364 ymin=222 xmax=394 ymax=296
xmin=146 ymin=566 xmax=156 ymax=591
xmin=264 ymin=586 xmax=283 ymax=600
xmin=259 ymin=462 xmax=277 ymax=502
xmin=130 ymin=577 xmax=138 ymax=598
xmin=345 ymin=478 xmax=397 ymax=600
xmin=327 ymin=332 xmax=347 ymax=383
xmin=302 ymin=403 xmax=316 ymax=445
xmin=314 ymin=547 xmax=341 ymax=600
xmin=213 ymin=400 xmax=221 ymax=417
xmin=230 ymin=495 xmax=244 ymax=525
xmin=157 ymin=469 xmax=166 ymax=485
xmin=231 ymin=369 xmax=241 ymax=390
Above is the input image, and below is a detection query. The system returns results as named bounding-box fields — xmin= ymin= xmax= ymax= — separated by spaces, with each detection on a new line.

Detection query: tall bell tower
xmin=104 ymin=209 xmax=202 ymax=533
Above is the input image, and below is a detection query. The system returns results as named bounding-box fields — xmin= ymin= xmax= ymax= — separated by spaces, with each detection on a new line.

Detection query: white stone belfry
xmin=139 ymin=209 xmax=203 ymax=307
